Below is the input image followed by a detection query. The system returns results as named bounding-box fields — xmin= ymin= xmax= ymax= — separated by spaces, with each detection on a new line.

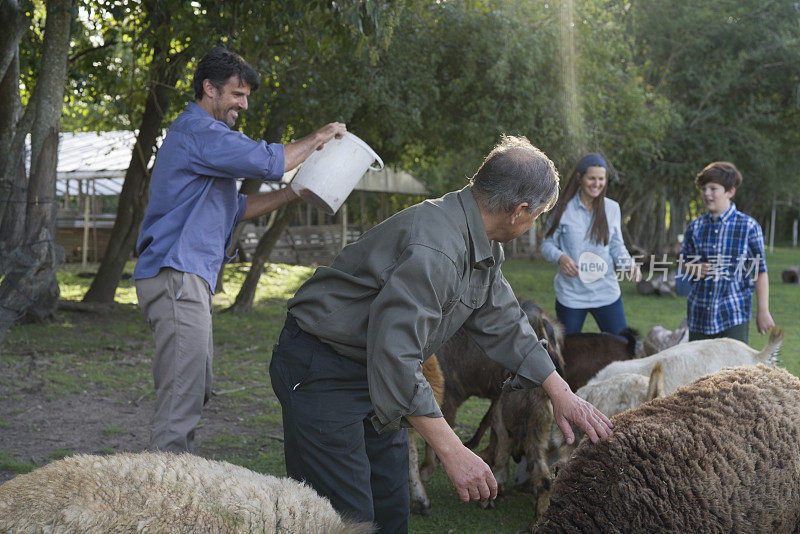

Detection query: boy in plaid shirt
xmin=680 ymin=161 xmax=775 ymax=344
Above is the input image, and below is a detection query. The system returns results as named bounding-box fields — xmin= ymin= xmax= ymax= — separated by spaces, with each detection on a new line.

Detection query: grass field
xmin=1 ymin=247 xmax=797 ymax=532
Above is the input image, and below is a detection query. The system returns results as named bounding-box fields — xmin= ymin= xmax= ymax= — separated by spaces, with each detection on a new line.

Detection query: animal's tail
xmin=618 ymin=327 xmax=642 ymax=357
xmin=758 ymin=327 xmax=784 ymax=366
xmin=646 ymin=361 xmax=665 ymax=401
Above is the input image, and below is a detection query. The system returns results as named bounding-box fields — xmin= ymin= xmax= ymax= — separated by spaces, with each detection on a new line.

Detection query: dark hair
xmin=470 ymin=135 xmax=559 ymax=215
xmin=193 ymin=47 xmax=259 ymax=101
xmin=695 ymin=161 xmax=742 ymax=191
xmin=545 ymin=154 xmax=610 ymax=245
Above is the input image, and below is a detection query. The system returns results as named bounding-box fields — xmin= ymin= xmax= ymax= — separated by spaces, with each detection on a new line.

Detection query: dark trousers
xmin=269 ymin=314 xmax=410 ymax=533
xmin=689 ymin=322 xmax=750 ymax=344
xmin=555 ymin=296 xmax=628 ymax=335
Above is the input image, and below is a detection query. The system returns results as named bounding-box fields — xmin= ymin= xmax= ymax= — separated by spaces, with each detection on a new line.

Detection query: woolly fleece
xmin=0 ymin=451 xmax=375 ymax=533
xmin=536 ymin=365 xmax=800 ymax=533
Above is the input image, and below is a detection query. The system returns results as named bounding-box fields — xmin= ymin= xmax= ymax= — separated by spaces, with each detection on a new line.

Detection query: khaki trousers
xmin=136 ymin=268 xmax=213 ymax=453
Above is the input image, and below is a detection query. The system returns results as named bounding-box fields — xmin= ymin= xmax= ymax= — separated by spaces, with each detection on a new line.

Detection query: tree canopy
xmin=2 ymin=0 xmax=799 ymax=329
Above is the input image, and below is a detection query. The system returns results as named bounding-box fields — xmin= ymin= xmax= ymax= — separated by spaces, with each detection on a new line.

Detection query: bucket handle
xmin=369 ymin=153 xmax=385 ymax=172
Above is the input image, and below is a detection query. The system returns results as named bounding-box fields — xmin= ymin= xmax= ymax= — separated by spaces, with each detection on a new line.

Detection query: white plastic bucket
xmin=290 ymin=132 xmax=384 ymax=215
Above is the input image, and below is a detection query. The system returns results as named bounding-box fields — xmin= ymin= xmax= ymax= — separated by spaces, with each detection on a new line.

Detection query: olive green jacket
xmin=288 ymin=186 xmax=555 ymax=432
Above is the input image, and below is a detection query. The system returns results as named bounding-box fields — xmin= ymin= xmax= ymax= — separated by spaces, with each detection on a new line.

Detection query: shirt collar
xmin=185 ymin=101 xmax=227 ymax=126
xmin=570 ymin=191 xmax=591 ymax=213
xmin=458 ymin=186 xmax=495 ymax=270
xmin=706 ymin=202 xmax=737 ymax=224
xmin=186 ymin=101 xmax=204 ymax=115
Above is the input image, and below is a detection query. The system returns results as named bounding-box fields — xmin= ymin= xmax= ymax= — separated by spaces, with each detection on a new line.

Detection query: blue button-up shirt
xmin=540 ymin=194 xmax=632 ymax=308
xmin=133 ymin=102 xmax=285 ymax=292
xmin=680 ymin=203 xmax=767 ymax=335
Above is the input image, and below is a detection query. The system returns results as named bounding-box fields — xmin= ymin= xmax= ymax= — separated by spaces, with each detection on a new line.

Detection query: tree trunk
xmin=0 ymin=51 xmax=25 ymax=254
xmin=0 ymin=0 xmax=29 ymax=84
xmin=782 ymin=266 xmax=800 ymax=284
xmin=652 ymin=189 xmax=667 ymax=254
xmin=667 ymin=194 xmax=685 ymax=245
xmin=224 ymin=200 xmax=299 ymax=314
xmin=0 ymin=0 xmax=74 ymax=350
xmin=82 ymin=46 xmax=189 ymax=303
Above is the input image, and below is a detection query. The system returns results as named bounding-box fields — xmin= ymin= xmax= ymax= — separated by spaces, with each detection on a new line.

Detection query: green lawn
xmin=1 ymin=248 xmax=797 ymax=533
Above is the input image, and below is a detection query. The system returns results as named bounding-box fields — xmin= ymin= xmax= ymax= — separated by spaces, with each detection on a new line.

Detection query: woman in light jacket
xmin=540 ymin=153 xmax=640 ymax=334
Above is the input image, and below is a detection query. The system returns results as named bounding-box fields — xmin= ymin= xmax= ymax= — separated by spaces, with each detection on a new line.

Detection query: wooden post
xmin=82 ymin=180 xmax=89 ymax=269
xmin=92 ymin=180 xmax=98 ymax=262
xmin=769 ymin=198 xmax=776 ymax=253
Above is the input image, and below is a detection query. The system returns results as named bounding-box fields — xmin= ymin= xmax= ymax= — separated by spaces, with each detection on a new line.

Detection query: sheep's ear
xmin=647 ymin=362 xmax=666 ymax=400
xmin=760 ymin=327 xmax=784 ymax=365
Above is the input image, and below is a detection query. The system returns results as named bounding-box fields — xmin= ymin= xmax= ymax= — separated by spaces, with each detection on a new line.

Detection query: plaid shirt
xmin=680 ymin=203 xmax=767 ymax=335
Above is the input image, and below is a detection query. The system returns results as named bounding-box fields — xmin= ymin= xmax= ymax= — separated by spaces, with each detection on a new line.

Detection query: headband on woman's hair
xmin=576 ymin=153 xmax=607 ymax=175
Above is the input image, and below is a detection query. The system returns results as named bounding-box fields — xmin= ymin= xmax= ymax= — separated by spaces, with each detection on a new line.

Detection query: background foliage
xmin=19 ymin=0 xmax=798 ymax=247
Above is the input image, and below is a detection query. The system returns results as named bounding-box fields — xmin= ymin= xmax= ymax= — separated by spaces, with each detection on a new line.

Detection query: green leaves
xmin=41 ymin=0 xmax=800 ymax=244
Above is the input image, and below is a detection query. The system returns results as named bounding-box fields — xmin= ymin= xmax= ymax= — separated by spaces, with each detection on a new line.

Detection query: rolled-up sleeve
xmin=461 ymin=271 xmax=556 ymax=387
xmin=366 ymin=245 xmax=459 ymax=432
xmin=187 ymin=122 xmax=285 ymax=180
xmin=747 ymin=221 xmax=768 ymax=273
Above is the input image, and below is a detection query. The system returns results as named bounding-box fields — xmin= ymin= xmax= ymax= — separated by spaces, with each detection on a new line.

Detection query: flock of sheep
xmin=0 ymin=297 xmax=796 ymax=533
xmin=408 ymin=300 xmax=788 ymax=526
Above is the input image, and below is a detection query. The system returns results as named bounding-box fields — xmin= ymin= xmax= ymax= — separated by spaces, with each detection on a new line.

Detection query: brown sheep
xmin=535 ymin=364 xmax=800 ymax=533
xmin=412 ymin=297 xmax=564 ymax=514
xmin=561 ymin=327 xmax=641 ymax=391
xmin=468 ymin=343 xmax=651 ymax=522
xmin=474 ymin=384 xmax=554 ymax=517
xmin=463 ymin=327 xmax=641 ymax=453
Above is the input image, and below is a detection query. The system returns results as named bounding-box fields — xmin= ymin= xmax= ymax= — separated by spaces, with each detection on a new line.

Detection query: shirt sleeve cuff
xmin=264 ymin=142 xmax=285 ymax=180
xmin=504 ymin=341 xmax=556 ymax=390
xmin=369 ymin=383 xmax=443 ymax=433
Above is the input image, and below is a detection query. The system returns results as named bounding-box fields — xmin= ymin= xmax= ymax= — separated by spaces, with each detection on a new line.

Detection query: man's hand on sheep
xmin=407 ymin=414 xmax=498 ymax=503
xmin=543 ymin=370 xmax=613 ymax=445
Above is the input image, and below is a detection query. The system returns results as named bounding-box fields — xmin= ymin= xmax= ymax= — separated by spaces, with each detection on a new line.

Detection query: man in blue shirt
xmin=133 ymin=47 xmax=346 ymax=453
xmin=680 ymin=161 xmax=775 ymax=344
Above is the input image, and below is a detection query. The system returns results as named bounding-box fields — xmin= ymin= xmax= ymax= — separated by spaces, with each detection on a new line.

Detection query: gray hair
xmin=470 ymin=135 xmax=559 ymax=214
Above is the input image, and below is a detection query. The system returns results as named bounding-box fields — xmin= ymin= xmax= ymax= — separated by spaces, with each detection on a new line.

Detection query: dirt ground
xmin=0 ymin=371 xmax=275 ymax=484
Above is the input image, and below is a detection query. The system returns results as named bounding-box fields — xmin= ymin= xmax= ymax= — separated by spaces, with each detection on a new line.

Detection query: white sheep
xmin=536 ymin=364 xmax=800 ymax=533
xmin=588 ymin=327 xmax=782 ymax=393
xmin=577 ymin=362 xmax=665 ymax=417
xmin=0 ymin=451 xmax=375 ymax=533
